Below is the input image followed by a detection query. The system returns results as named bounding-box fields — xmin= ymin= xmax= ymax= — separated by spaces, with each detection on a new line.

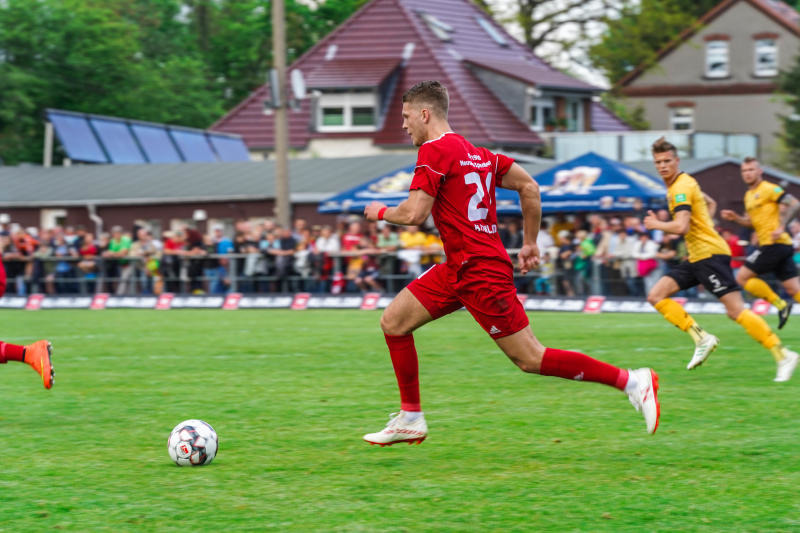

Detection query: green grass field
xmin=2 ymin=308 xmax=800 ymax=531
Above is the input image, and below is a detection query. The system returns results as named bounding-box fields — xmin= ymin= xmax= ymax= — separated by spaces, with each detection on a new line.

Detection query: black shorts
xmin=666 ymin=255 xmax=740 ymax=298
xmin=744 ymin=244 xmax=798 ymax=281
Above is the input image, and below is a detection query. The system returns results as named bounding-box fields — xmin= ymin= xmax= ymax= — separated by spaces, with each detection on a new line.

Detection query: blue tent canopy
xmin=525 ymin=151 xmax=667 ymax=214
xmin=318 ymin=152 xmax=667 ymax=214
xmin=318 ymin=164 xmax=417 ymax=214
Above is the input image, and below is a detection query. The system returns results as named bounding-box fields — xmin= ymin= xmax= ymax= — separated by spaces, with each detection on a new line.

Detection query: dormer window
xmin=705 ymin=40 xmax=729 ymax=78
xmin=754 ymin=38 xmax=778 ymax=77
xmin=418 ymin=12 xmax=454 ymax=41
xmin=317 ymin=90 xmax=377 ymax=132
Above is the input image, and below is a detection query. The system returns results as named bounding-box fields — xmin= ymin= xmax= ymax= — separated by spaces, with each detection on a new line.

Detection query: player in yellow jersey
xmin=720 ymin=157 xmax=800 ymax=329
xmin=643 ymin=138 xmax=798 ymax=382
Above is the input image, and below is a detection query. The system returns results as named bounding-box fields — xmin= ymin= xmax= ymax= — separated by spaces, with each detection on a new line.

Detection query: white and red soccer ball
xmin=167 ymin=419 xmax=218 ymax=466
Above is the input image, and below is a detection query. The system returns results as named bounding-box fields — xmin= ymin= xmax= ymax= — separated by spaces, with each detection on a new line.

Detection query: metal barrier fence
xmin=0 ymin=251 xmax=746 ymax=298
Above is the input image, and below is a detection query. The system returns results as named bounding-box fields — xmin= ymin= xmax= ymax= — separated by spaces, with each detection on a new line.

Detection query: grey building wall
xmin=626 ymin=0 xmax=800 ymax=159
xmin=629 ymin=93 xmax=787 ymax=159
xmin=635 ymin=1 xmax=799 ymax=86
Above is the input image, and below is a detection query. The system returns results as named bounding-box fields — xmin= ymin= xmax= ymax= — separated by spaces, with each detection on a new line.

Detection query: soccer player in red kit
xmin=362 ymin=81 xmax=658 ymax=445
xmin=0 ymin=256 xmax=54 ymax=389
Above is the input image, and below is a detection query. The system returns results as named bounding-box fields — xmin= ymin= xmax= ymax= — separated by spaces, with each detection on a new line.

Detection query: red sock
xmin=0 ymin=341 xmax=26 ymax=364
xmin=384 ymin=333 xmax=421 ymax=411
xmin=540 ymin=347 xmax=628 ymax=391
xmin=0 ymin=259 xmax=6 ymax=297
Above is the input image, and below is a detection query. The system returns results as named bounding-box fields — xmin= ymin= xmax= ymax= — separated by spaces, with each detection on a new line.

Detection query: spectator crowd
xmin=1 ymin=211 xmax=795 ymax=298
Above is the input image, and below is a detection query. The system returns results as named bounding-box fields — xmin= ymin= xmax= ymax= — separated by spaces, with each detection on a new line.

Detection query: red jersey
xmin=410 ymin=132 xmax=514 ymax=268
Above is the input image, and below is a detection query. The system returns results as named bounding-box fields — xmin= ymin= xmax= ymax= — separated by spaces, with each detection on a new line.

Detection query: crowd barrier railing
xmin=0 ymin=250 xmax=754 ymax=298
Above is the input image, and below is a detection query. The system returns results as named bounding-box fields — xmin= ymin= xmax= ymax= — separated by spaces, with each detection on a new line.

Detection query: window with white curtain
xmin=754 ymin=38 xmax=778 ymax=77
xmin=705 ymin=41 xmax=729 ymax=78
xmin=670 ymin=107 xmax=694 ymax=131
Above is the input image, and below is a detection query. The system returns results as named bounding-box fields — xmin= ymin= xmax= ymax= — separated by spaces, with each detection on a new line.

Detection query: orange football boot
xmin=24 ymin=340 xmax=54 ymax=389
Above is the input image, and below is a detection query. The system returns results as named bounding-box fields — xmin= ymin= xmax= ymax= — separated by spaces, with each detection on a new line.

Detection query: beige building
xmin=617 ymin=0 xmax=800 ymax=162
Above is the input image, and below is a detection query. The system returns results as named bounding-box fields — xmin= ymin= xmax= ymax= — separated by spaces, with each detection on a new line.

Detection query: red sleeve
xmin=494 ymin=152 xmax=515 ymax=188
xmin=410 ymin=143 xmax=446 ymax=198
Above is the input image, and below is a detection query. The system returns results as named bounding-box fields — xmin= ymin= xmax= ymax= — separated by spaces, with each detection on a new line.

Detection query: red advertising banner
xmin=90 ymin=293 xmax=110 ymax=310
xmin=751 ymin=299 xmax=771 ymax=316
xmin=360 ymin=292 xmax=381 ymax=310
xmin=291 ymin=293 xmax=311 ymax=310
xmin=583 ymin=295 xmax=606 ymax=314
xmin=222 ymin=293 xmax=243 ymax=310
xmin=25 ymin=294 xmax=45 ymax=311
xmin=155 ymin=293 xmax=175 ymax=310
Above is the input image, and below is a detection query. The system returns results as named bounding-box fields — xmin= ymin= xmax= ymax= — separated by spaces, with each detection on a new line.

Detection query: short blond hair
xmin=403 ymin=81 xmax=449 ymax=119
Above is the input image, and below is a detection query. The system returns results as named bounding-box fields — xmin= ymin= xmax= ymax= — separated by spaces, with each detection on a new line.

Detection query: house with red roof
xmin=211 ymin=0 xmax=628 ymax=159
xmin=616 ymin=0 xmax=800 ymax=161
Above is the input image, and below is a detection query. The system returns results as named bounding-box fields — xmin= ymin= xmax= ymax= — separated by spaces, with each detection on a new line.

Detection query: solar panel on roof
xmin=207 ymin=134 xmax=250 ymax=162
xmin=47 ymin=113 xmax=108 ymax=163
xmin=169 ymin=129 xmax=218 ymax=162
xmin=90 ymin=118 xmax=146 ymax=164
xmin=131 ymin=124 xmax=182 ymax=163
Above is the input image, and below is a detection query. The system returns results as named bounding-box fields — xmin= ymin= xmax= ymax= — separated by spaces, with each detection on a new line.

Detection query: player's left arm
xmin=774 ymin=193 xmax=800 ymax=239
xmin=500 ymin=162 xmax=541 ymax=273
xmin=364 ymin=189 xmax=435 ymax=226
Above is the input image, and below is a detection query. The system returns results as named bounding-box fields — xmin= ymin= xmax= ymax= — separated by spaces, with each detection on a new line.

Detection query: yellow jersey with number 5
xmin=667 ymin=172 xmax=730 ymax=262
xmin=744 ymin=180 xmax=792 ymax=246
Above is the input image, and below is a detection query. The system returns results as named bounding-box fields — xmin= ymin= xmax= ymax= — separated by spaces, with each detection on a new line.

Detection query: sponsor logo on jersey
xmin=675 ymin=193 xmax=687 ymax=203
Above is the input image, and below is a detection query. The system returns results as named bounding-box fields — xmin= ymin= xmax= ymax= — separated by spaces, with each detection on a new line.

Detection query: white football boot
xmin=626 ymin=368 xmax=660 ymax=435
xmin=774 ymin=349 xmax=799 ymax=382
xmin=687 ymin=333 xmax=719 ymax=370
xmin=363 ymin=411 xmax=427 ymax=446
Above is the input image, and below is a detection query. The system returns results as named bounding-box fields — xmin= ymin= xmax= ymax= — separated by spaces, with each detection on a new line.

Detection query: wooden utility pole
xmin=272 ymin=0 xmax=291 ymax=228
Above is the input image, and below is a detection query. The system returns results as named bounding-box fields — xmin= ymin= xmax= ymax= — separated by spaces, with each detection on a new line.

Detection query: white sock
xmin=403 ymin=410 xmax=423 ymax=422
xmin=624 ymin=371 xmax=638 ymax=394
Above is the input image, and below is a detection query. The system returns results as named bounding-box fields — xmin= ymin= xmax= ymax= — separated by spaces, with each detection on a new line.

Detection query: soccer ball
xmin=167 ymin=419 xmax=218 ymax=466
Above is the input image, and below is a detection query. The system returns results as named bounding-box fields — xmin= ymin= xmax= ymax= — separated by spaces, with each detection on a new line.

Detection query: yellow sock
xmin=744 ymin=278 xmax=786 ymax=310
xmin=654 ymin=298 xmax=704 ymax=342
xmin=736 ymin=309 xmax=783 ymax=360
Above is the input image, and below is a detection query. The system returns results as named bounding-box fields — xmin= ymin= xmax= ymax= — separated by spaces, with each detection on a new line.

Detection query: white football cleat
xmin=626 ymin=368 xmax=660 ymax=435
xmin=774 ymin=349 xmax=799 ymax=382
xmin=687 ymin=333 xmax=719 ymax=370
xmin=363 ymin=411 xmax=427 ymax=446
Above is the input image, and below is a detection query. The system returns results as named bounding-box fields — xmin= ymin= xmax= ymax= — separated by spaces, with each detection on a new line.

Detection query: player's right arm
xmin=644 ymin=209 xmax=690 ymax=235
xmin=364 ymin=189 xmax=435 ymax=226
xmin=501 ymin=162 xmax=541 ymax=273
xmin=720 ymin=209 xmax=752 ymax=227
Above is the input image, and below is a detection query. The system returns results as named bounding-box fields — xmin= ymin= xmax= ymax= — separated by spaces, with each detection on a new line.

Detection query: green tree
xmin=0 ymin=0 xmax=371 ymax=164
xmin=600 ymin=94 xmax=649 ymax=130
xmin=778 ymin=53 xmax=800 ymax=171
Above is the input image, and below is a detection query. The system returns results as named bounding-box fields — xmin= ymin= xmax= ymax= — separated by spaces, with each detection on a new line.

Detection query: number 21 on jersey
xmin=464 ymin=171 xmax=492 ymax=222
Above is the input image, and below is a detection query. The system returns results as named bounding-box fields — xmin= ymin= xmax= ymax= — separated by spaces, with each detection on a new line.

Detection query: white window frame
xmin=705 ymin=40 xmax=729 ymax=78
xmin=670 ymin=107 xmax=694 ymax=131
xmin=754 ymin=38 xmax=778 ymax=77
xmin=476 ymin=16 xmax=507 ymax=47
xmin=566 ymin=98 xmax=583 ymax=132
xmin=419 ymin=12 xmax=453 ymax=42
xmin=528 ymin=97 xmax=555 ymax=132
xmin=317 ymin=91 xmax=378 ymax=132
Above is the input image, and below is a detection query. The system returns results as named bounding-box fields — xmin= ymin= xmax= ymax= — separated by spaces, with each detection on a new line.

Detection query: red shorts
xmin=0 ymin=260 xmax=5 ymax=298
xmin=407 ymin=259 xmax=529 ymax=339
